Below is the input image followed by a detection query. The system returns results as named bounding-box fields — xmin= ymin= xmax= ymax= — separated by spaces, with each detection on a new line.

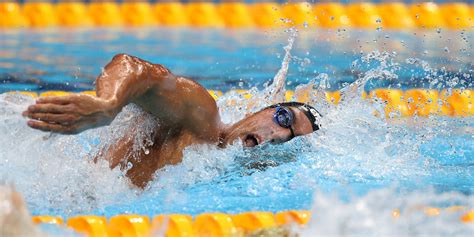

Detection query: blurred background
xmin=1 ymin=1 xmax=472 ymax=94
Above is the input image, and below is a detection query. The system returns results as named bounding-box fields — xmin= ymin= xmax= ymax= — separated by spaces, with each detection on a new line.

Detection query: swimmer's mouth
xmin=243 ymin=134 xmax=260 ymax=147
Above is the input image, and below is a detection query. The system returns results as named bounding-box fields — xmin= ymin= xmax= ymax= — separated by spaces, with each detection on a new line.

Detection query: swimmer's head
xmin=221 ymin=102 xmax=321 ymax=148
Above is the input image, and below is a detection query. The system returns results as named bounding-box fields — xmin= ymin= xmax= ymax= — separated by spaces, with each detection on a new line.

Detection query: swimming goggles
xmin=265 ymin=102 xmax=321 ymax=132
xmin=273 ymin=106 xmax=296 ymax=139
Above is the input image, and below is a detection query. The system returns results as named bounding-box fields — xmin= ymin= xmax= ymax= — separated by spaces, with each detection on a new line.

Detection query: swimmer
xmin=23 ymin=54 xmax=321 ymax=188
xmin=0 ymin=185 xmax=43 ymax=237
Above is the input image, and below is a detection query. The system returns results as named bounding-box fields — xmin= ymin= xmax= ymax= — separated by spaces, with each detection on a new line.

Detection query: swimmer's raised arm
xmin=24 ymin=54 xmax=220 ymax=139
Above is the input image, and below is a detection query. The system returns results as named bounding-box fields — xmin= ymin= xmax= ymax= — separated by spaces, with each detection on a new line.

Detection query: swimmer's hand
xmin=22 ymin=94 xmax=119 ymax=134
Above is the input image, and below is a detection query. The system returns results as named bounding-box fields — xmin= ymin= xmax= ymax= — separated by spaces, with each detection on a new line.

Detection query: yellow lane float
xmin=108 ymin=215 xmax=150 ymax=237
xmin=440 ymin=89 xmax=473 ymax=116
xmin=32 ymin=216 xmax=63 ymax=225
xmin=404 ymin=89 xmax=439 ymax=117
xmin=218 ymin=2 xmax=254 ymax=28
xmin=194 ymin=213 xmax=238 ymax=237
xmin=39 ymin=91 xmax=73 ymax=97
xmin=378 ymin=2 xmax=415 ymax=29
xmin=0 ymin=2 xmax=27 ymax=28
xmin=250 ymin=2 xmax=282 ymax=28
xmin=7 ymin=91 xmax=38 ymax=98
xmin=152 ymin=214 xmax=194 ymax=237
xmin=89 ymin=2 xmax=123 ymax=27
xmin=121 ymin=2 xmax=156 ymax=26
xmin=154 ymin=2 xmax=188 ymax=26
xmin=32 ymin=207 xmax=472 ymax=237
xmin=409 ymin=2 xmax=446 ymax=29
xmin=346 ymin=2 xmax=382 ymax=29
xmin=325 ymin=91 xmax=341 ymax=105
xmin=4 ymin=89 xmax=473 ymax=117
xmin=369 ymin=89 xmax=409 ymax=117
xmin=186 ymin=2 xmax=224 ymax=27
xmin=440 ymin=3 xmax=473 ymax=29
xmin=1 ymin=2 xmax=473 ymax=29
xmin=281 ymin=2 xmax=315 ymax=28
xmin=461 ymin=210 xmax=474 ymax=223
xmin=232 ymin=212 xmax=276 ymax=233
xmin=275 ymin=210 xmax=311 ymax=225
xmin=313 ymin=2 xmax=351 ymax=28
xmin=66 ymin=216 xmax=108 ymax=237
xmin=56 ymin=2 xmax=92 ymax=27
xmin=23 ymin=2 xmax=57 ymax=27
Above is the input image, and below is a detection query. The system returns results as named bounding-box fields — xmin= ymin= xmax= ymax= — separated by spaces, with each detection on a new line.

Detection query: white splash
xmin=300 ymin=189 xmax=474 ymax=237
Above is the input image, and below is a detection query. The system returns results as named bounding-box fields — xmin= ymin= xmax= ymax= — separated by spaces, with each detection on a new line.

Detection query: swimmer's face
xmin=223 ymin=107 xmax=314 ymax=148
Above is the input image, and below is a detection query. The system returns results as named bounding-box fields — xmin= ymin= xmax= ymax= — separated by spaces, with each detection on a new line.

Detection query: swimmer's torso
xmin=103 ymin=124 xmax=200 ymax=188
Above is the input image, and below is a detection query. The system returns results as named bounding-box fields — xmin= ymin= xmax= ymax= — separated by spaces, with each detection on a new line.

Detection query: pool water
xmin=0 ymin=28 xmax=473 ymax=235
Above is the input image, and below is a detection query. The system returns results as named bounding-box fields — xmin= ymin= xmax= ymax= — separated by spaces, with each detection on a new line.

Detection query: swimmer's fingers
xmin=26 ymin=120 xmax=80 ymax=134
xmin=36 ymin=95 xmax=79 ymax=105
xmin=22 ymin=112 xmax=80 ymax=125
xmin=26 ymin=104 xmax=75 ymax=114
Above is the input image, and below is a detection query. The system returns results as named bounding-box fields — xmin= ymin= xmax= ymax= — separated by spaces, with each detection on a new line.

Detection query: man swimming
xmin=23 ymin=54 xmax=321 ymax=188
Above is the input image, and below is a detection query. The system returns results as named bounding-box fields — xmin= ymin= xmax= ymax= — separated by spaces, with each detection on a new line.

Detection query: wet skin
xmin=23 ymin=54 xmax=314 ymax=188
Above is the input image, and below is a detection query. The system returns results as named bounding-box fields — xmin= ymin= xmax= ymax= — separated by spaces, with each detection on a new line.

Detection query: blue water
xmin=1 ymin=28 xmax=472 ymax=93
xmin=0 ymin=28 xmax=473 ymax=235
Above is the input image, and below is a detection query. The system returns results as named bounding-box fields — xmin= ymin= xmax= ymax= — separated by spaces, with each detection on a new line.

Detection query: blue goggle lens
xmin=273 ymin=107 xmax=294 ymax=128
